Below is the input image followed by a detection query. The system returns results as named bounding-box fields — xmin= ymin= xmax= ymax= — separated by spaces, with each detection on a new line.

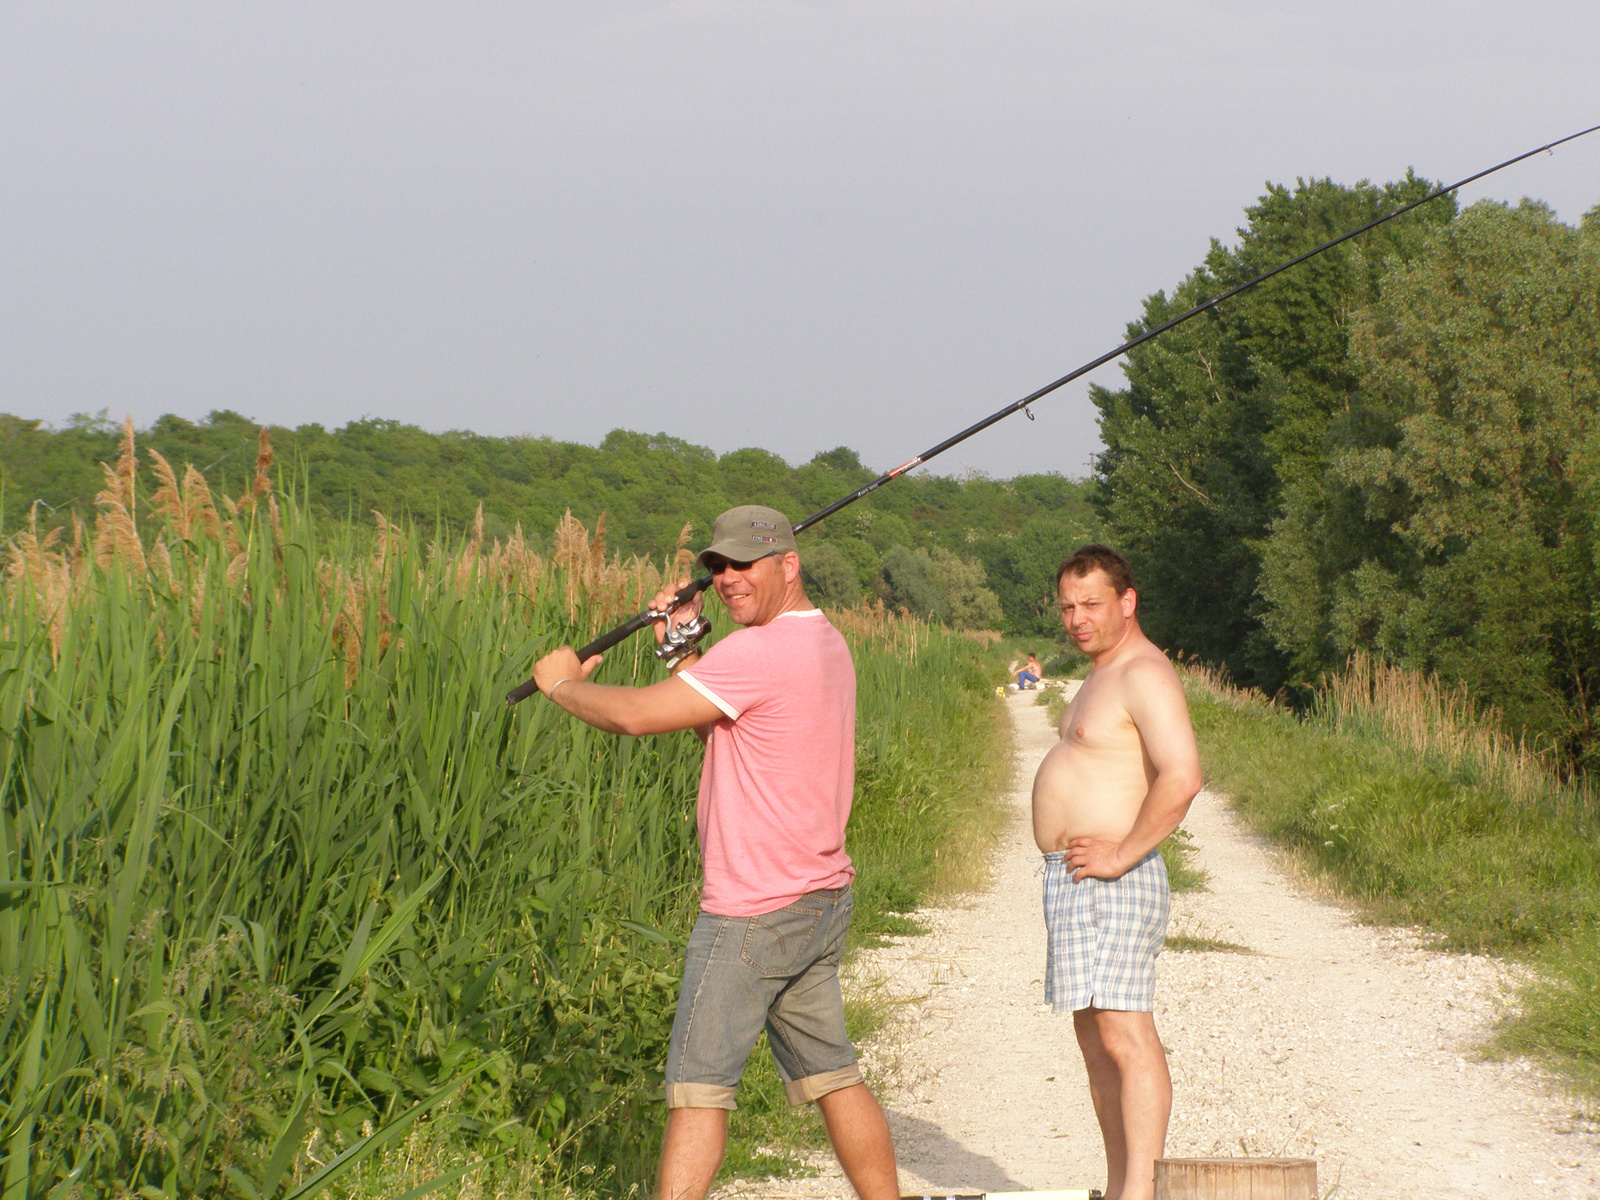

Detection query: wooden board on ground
xmin=1155 ymin=1157 xmax=1317 ymax=1199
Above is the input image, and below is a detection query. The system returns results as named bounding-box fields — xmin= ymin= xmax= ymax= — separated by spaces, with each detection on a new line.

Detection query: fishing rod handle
xmin=504 ymin=574 xmax=714 ymax=706
xmin=574 ymin=574 xmax=713 ymax=661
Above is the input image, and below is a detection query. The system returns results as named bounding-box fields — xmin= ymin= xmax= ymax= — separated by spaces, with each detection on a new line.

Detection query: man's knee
xmin=1086 ymin=1008 xmax=1161 ymax=1063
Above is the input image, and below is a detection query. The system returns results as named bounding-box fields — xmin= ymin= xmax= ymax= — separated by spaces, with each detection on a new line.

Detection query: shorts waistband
xmin=1040 ymin=847 xmax=1161 ymax=866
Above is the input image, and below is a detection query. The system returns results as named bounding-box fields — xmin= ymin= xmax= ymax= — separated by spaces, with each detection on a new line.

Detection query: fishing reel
xmin=654 ymin=609 xmax=712 ymax=670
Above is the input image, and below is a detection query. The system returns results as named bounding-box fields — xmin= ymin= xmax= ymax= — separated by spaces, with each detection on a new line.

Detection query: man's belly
xmin=1030 ymin=738 xmax=1149 ymax=851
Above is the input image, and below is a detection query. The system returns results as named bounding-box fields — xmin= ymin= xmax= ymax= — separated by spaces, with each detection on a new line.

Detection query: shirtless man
xmin=1031 ymin=544 xmax=1202 ymax=1200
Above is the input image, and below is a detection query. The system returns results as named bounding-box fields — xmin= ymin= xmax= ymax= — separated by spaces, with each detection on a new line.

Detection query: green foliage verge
xmin=1188 ymin=680 xmax=1600 ymax=1096
xmin=0 ymin=439 xmax=1013 ymax=1198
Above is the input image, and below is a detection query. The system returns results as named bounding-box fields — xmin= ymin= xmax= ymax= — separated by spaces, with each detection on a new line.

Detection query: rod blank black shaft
xmin=506 ymin=122 xmax=1598 ymax=706
xmin=504 ymin=575 xmax=712 ymax=705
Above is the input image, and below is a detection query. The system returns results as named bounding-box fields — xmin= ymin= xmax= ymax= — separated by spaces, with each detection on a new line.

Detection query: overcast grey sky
xmin=3 ymin=3 xmax=1598 ymax=479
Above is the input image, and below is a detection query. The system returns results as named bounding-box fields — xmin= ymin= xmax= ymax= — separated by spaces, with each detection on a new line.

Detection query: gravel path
xmin=718 ymin=688 xmax=1600 ymax=1199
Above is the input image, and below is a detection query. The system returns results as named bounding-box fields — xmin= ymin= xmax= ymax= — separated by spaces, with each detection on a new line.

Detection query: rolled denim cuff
xmin=782 ymin=1063 xmax=863 ymax=1106
xmin=664 ymin=1081 xmax=739 ymax=1110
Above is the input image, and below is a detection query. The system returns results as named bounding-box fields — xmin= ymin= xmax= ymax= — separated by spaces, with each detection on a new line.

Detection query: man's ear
xmin=782 ymin=551 xmax=803 ymax=583
xmin=1121 ymin=588 xmax=1138 ymax=618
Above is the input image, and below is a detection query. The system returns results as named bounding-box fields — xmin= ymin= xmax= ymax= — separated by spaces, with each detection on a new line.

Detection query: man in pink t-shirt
xmin=531 ymin=505 xmax=898 ymax=1200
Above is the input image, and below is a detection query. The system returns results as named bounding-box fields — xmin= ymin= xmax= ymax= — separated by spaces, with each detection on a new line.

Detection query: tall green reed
xmin=1 ymin=422 xmax=1013 ymax=1198
xmin=1 ymin=424 xmax=707 ymax=1197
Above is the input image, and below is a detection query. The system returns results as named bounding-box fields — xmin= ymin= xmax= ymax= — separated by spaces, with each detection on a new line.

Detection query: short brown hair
xmin=1056 ymin=544 xmax=1136 ymax=595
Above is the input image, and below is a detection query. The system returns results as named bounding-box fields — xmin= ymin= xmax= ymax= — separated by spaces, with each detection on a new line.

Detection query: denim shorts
xmin=663 ymin=886 xmax=862 ymax=1109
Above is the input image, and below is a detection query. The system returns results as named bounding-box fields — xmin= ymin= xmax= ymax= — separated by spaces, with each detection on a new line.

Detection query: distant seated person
xmin=1017 ymin=652 xmax=1042 ymax=690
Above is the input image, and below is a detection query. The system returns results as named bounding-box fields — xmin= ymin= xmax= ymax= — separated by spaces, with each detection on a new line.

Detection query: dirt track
xmin=717 ymin=687 xmax=1600 ymax=1199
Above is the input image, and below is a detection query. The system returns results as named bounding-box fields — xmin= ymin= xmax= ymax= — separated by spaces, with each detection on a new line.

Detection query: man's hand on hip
xmin=1066 ymin=836 xmax=1133 ymax=882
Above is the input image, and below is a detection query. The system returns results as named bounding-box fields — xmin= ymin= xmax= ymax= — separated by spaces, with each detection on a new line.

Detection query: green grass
xmin=0 ymin=434 xmax=1017 ymax=1200
xmin=1187 ymin=678 xmax=1600 ymax=1095
xmin=1165 ymin=934 xmax=1255 ymax=954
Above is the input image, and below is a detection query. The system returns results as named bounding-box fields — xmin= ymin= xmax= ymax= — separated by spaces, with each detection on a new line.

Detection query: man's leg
xmin=1073 ymin=1006 xmax=1170 ymax=1200
xmin=659 ymin=910 xmax=773 ymax=1200
xmin=655 ymin=1107 xmax=728 ymax=1200
xmin=816 ymin=1083 xmax=898 ymax=1200
xmin=1073 ymin=1008 xmax=1127 ymax=1198
xmin=764 ymin=888 xmax=898 ymax=1199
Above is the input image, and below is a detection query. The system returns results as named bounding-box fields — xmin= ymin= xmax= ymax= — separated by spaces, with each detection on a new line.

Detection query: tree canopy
xmin=1095 ymin=180 xmax=1600 ymax=771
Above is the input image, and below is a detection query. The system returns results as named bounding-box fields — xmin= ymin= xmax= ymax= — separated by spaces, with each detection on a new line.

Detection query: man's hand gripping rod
xmin=504 ymin=574 xmax=714 ymax=704
xmin=504 ymin=123 xmax=1599 ymax=707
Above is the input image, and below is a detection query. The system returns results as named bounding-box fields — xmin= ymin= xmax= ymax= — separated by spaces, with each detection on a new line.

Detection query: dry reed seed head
xmin=91 ymin=502 xmax=149 ymax=580
xmin=146 ymin=449 xmax=187 ymax=537
xmin=266 ymin=494 xmax=284 ymax=549
xmin=235 ymin=426 xmax=276 ymax=513
xmin=117 ymin=414 xmax=138 ymax=518
xmin=225 ymin=551 xmax=250 ymax=589
xmin=181 ymin=464 xmax=223 ymax=541
xmin=8 ymin=529 xmax=43 ymax=582
xmin=453 ymin=532 xmax=481 ymax=593
xmin=188 ymin=572 xmax=206 ymax=633
xmin=95 ymin=460 xmax=127 ymax=512
xmin=327 ymin=566 xmax=367 ymax=687
xmin=370 ymin=510 xmax=407 ymax=577
xmin=552 ymin=509 xmax=587 ymax=564
xmin=673 ymin=521 xmax=695 ymax=575
xmin=151 ymin=541 xmax=174 ymax=589
xmin=45 ymin=563 xmax=71 ymax=662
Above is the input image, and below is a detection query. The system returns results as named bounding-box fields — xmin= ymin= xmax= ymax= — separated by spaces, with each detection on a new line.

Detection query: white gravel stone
xmin=716 ymin=688 xmax=1600 ymax=1199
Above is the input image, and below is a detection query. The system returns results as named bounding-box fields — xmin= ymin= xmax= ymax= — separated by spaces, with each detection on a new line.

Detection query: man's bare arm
xmin=532 ymin=646 xmax=723 ymax=735
xmin=1067 ymin=657 xmax=1203 ymax=881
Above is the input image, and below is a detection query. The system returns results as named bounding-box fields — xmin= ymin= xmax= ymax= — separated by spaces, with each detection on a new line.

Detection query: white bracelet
xmin=548 ymin=677 xmax=575 ymax=697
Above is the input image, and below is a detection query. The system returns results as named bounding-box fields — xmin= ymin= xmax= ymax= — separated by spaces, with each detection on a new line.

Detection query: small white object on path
xmin=718 ymin=687 xmax=1600 ymax=1199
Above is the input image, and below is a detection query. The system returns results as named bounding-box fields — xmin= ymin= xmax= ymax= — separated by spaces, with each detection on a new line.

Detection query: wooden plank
xmin=1155 ymin=1157 xmax=1317 ymax=1200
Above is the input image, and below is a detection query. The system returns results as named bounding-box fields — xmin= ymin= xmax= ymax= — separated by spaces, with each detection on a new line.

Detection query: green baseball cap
xmin=697 ymin=505 xmax=798 ymax=568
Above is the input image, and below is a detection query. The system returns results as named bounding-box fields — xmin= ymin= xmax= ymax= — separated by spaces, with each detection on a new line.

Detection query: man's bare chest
xmin=1060 ymin=681 xmax=1141 ymax=756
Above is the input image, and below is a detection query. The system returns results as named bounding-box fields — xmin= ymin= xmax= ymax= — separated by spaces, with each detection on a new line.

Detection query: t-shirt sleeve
xmin=677 ymin=628 xmax=773 ymax=720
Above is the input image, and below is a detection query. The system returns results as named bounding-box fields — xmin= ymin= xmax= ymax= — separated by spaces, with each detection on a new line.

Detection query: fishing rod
xmin=506 ymin=122 xmax=1599 ymax=706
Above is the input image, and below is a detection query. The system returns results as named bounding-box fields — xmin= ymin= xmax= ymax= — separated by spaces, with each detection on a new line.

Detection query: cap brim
xmin=697 ymin=543 xmax=779 ymax=569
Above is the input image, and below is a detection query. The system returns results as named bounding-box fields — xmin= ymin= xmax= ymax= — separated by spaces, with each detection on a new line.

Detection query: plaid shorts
xmin=1041 ymin=848 xmax=1169 ymax=1013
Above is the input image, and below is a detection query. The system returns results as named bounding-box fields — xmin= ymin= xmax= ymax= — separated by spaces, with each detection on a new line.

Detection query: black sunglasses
xmin=704 ymin=552 xmax=777 ymax=575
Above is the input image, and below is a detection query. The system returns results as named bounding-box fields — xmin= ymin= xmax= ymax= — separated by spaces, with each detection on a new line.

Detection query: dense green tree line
xmin=0 ymin=412 xmax=1098 ymax=635
xmin=1095 ymin=181 xmax=1600 ymax=771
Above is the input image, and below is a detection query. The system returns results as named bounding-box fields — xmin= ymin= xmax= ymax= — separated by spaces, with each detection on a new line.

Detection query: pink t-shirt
xmin=677 ymin=609 xmax=856 ymax=916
